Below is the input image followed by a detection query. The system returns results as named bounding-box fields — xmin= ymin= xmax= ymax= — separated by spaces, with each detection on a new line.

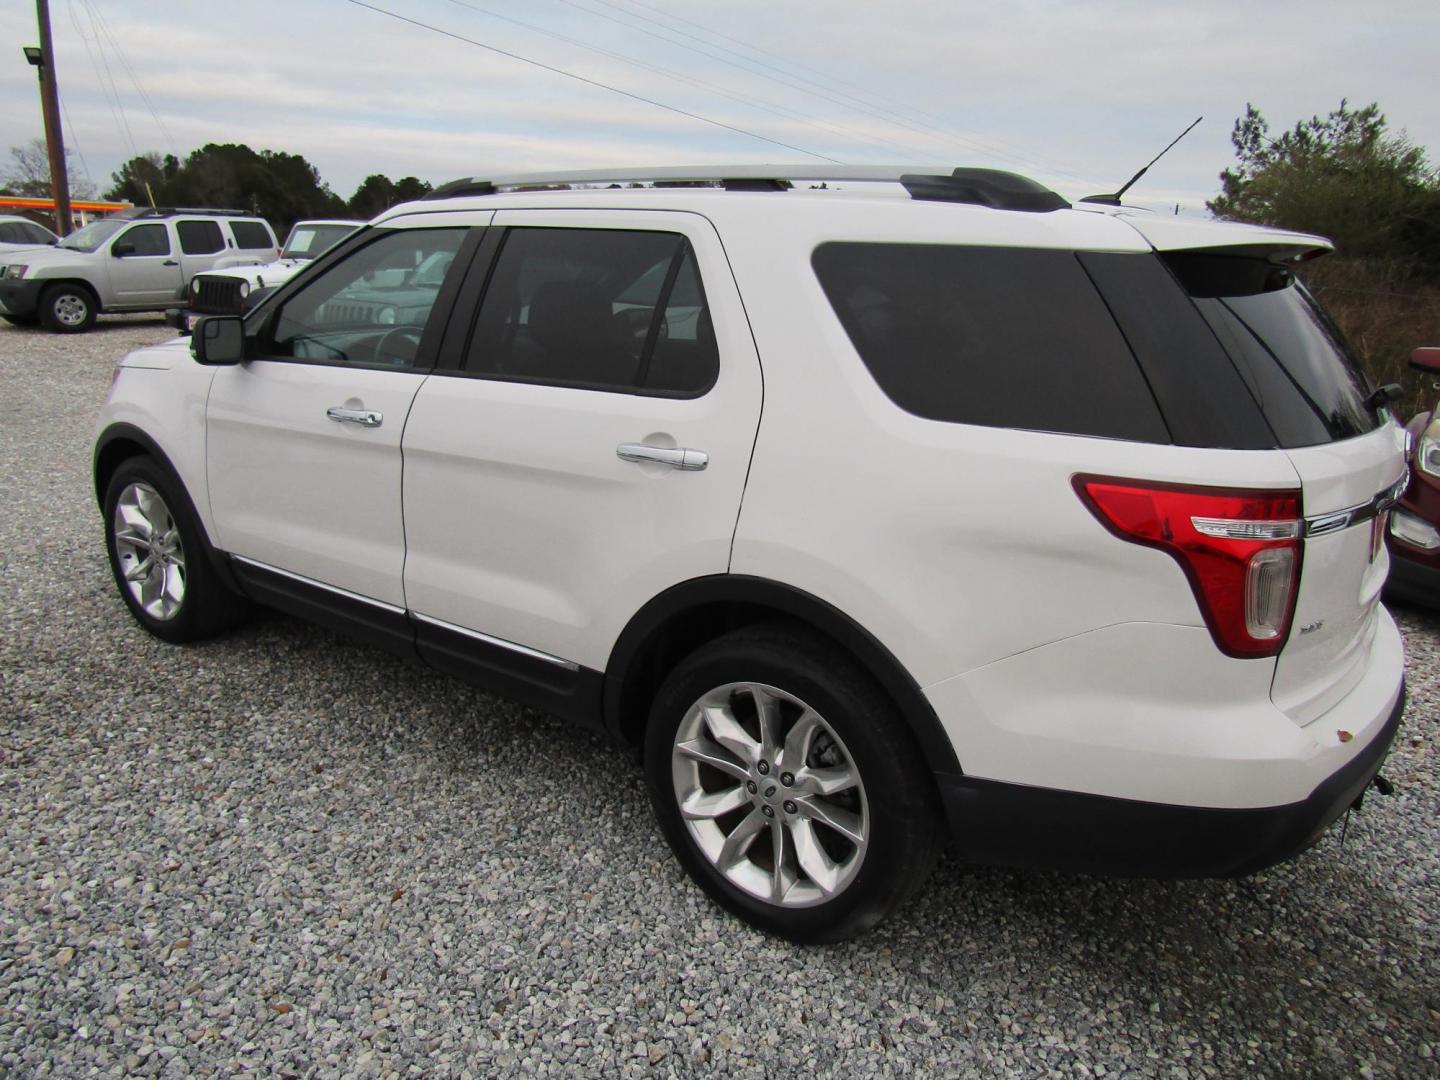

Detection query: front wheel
xmin=40 ymin=282 xmax=97 ymax=333
xmin=644 ymin=624 xmax=944 ymax=943
xmin=103 ymin=456 xmax=247 ymax=643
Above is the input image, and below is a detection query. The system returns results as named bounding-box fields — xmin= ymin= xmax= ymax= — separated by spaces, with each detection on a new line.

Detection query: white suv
xmin=188 ymin=218 xmax=363 ymax=314
xmin=92 ymin=167 xmax=1408 ymax=942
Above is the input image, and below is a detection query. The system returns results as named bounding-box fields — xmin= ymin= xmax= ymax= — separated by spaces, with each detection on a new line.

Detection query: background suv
xmin=0 ymin=207 xmax=278 ymax=332
xmin=93 ymin=166 xmax=1407 ymax=942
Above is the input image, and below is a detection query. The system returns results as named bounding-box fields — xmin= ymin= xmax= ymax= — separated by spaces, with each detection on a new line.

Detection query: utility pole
xmin=24 ymin=0 xmax=73 ymax=235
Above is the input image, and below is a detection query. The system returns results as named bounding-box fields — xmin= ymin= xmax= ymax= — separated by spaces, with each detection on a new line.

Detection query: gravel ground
xmin=0 ymin=315 xmax=1437 ymax=1078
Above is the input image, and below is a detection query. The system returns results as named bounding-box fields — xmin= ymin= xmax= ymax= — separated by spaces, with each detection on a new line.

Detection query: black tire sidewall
xmin=103 ymin=456 xmax=226 ymax=643
xmin=644 ymin=627 xmax=941 ymax=943
xmin=41 ymin=283 xmax=96 ymax=333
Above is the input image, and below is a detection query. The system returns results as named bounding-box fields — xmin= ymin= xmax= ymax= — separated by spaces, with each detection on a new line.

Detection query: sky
xmin=2 ymin=0 xmax=1437 ymax=217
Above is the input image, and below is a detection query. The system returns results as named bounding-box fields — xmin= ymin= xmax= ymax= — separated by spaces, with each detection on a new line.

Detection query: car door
xmin=109 ymin=223 xmax=182 ymax=306
xmin=401 ymin=209 xmax=763 ymax=688
xmin=174 ymin=219 xmax=227 ymax=282
xmin=205 ymin=219 xmax=483 ymax=618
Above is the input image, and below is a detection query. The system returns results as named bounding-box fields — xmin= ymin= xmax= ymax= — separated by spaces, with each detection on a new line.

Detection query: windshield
xmin=61 ymin=218 xmax=127 ymax=252
xmin=282 ymin=223 xmax=360 ymax=260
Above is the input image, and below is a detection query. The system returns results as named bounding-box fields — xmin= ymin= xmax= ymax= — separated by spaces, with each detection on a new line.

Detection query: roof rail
xmin=112 ymin=206 xmax=258 ymax=220
xmin=424 ymin=165 xmax=1069 ymax=213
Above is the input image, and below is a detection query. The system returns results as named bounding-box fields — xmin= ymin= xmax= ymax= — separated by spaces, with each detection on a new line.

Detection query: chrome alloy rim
xmin=671 ymin=682 xmax=869 ymax=908
xmin=112 ymin=482 xmax=186 ymax=620
xmin=53 ymin=293 xmax=89 ymax=326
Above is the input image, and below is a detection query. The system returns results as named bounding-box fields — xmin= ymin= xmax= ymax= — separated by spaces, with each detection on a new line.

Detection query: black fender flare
xmin=603 ymin=574 xmax=963 ymax=777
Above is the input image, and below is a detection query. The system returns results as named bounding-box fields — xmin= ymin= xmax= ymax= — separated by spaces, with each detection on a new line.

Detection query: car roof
xmin=373 ymin=165 xmax=1334 ymax=258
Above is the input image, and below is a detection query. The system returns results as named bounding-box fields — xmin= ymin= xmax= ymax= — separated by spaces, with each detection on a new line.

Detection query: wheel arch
xmin=38 ymin=276 xmax=102 ymax=311
xmin=603 ymin=575 xmax=962 ymax=778
xmin=93 ymin=423 xmax=240 ymax=594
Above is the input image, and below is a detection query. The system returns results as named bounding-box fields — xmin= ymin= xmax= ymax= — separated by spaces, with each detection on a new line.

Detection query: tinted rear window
xmin=229 ymin=220 xmax=274 ymax=250
xmin=1164 ymin=253 xmax=1381 ymax=446
xmin=811 ymin=243 xmax=1169 ymax=442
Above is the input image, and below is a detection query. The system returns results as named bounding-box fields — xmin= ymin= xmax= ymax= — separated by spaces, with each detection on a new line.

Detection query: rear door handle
xmin=327 ymin=406 xmax=383 ymax=428
xmin=163 ymin=260 xmax=179 ymax=267
xmin=617 ymin=443 xmax=708 ymax=471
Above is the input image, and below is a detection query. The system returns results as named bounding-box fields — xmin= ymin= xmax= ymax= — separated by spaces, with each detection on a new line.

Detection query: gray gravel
xmin=1 ymin=314 xmax=1437 ymax=1078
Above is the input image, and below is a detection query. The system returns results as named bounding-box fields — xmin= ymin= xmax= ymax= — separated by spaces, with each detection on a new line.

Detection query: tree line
xmin=1207 ymin=100 xmax=1440 ymax=418
xmin=1 ymin=139 xmax=433 ymax=234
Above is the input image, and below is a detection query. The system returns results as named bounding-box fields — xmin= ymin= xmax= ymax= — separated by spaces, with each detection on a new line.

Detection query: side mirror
xmin=191 ymin=315 xmax=245 ymax=365
xmin=112 ymin=242 xmax=135 ymax=258
xmin=1410 ymin=347 xmax=1440 ymax=374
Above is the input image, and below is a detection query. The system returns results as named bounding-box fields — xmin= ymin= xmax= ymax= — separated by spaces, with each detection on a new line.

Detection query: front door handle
xmin=617 ymin=443 xmax=708 ymax=471
xmin=163 ymin=260 xmax=179 ymax=267
xmin=327 ymin=406 xmax=383 ymax=428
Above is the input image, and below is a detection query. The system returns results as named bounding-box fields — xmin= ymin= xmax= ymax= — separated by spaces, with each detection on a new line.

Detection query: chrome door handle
xmin=327 ymin=406 xmax=383 ymax=427
xmin=617 ymin=443 xmax=708 ymax=471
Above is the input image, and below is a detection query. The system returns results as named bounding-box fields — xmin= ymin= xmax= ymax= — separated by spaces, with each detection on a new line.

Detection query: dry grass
xmin=1301 ymin=257 xmax=1440 ymax=421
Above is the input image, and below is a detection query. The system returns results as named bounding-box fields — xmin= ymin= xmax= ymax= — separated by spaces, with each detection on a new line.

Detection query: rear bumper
xmin=0 ymin=279 xmax=43 ymax=317
xmin=937 ymin=682 xmax=1404 ymax=877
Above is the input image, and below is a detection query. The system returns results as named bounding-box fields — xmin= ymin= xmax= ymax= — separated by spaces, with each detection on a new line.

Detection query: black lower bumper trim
xmin=937 ymin=682 xmax=1405 ymax=878
xmin=1384 ymin=550 xmax=1440 ymax=609
xmin=0 ymin=280 xmax=43 ymax=318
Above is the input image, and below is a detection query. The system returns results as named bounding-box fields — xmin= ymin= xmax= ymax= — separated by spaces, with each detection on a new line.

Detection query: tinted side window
xmin=20 ymin=223 xmax=55 ymax=244
xmin=463 ymin=227 xmax=716 ymax=396
xmin=812 ymin=243 xmax=1169 ymax=442
xmin=229 ymin=221 xmax=274 ymax=250
xmin=118 ymin=224 xmax=170 ymax=257
xmin=176 ymin=219 xmax=224 ymax=255
xmin=0 ymin=224 xmax=20 ymax=243
xmin=266 ymin=228 xmax=465 ymax=368
xmin=1078 ymin=252 xmax=1275 ymax=450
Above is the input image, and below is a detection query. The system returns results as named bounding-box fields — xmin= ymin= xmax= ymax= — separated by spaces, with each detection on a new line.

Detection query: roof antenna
xmin=1079 ymin=116 xmax=1202 ymax=206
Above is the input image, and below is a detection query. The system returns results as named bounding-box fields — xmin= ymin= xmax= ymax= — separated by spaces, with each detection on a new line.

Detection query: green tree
xmin=105 ymin=151 xmax=180 ymax=205
xmin=348 ymin=173 xmax=431 ymax=218
xmin=1208 ymin=100 xmax=1439 ymax=270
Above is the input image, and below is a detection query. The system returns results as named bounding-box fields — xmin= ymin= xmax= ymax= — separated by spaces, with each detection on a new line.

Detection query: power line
xmin=439 ymin=0 xmax=943 ymax=164
xmin=67 ymin=0 xmax=138 ymax=162
xmin=82 ymin=0 xmax=178 ymax=159
xmin=549 ymin=0 xmax=1083 ymax=178
xmin=344 ymin=0 xmax=844 ymax=163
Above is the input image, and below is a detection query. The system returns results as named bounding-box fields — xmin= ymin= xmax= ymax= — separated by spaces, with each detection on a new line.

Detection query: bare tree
xmin=2 ymin=137 xmax=96 ymax=199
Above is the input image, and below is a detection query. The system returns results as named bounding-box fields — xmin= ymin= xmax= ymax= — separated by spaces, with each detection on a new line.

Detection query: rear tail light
xmin=1075 ymin=476 xmax=1303 ymax=659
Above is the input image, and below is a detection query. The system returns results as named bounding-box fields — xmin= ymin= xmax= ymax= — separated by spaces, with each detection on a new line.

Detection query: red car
xmin=1386 ymin=347 xmax=1440 ymax=605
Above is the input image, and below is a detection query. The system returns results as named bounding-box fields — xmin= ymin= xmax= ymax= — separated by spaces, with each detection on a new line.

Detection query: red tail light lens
xmin=1075 ymin=476 xmax=1303 ymax=659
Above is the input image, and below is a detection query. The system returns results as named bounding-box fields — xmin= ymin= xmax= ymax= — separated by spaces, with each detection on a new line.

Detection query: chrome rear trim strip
xmin=1302 ymin=476 xmax=1408 ymax=538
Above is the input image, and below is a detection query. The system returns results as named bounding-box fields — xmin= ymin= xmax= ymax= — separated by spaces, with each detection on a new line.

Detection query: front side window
xmin=176 ymin=219 xmax=224 ymax=255
xmin=116 ymin=224 xmax=170 ymax=257
xmin=463 ymin=227 xmax=717 ymax=396
xmin=266 ymin=227 xmax=465 ymax=368
xmin=812 ymin=242 xmax=1169 ymax=441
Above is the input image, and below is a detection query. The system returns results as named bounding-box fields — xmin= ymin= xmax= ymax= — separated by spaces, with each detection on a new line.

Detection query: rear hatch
xmin=1123 ymin=216 xmax=1407 ymax=723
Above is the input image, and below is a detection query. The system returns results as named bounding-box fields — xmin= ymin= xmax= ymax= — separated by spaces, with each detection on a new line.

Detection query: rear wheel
xmin=103 ymin=456 xmax=248 ymax=642
xmin=644 ymin=624 xmax=944 ymax=943
xmin=40 ymin=282 xmax=97 ymax=333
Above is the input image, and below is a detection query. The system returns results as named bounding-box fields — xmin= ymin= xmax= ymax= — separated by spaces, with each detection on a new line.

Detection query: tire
xmin=103 ymin=456 xmax=248 ymax=643
xmin=644 ymin=623 xmax=944 ymax=943
xmin=39 ymin=282 xmax=97 ymax=333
